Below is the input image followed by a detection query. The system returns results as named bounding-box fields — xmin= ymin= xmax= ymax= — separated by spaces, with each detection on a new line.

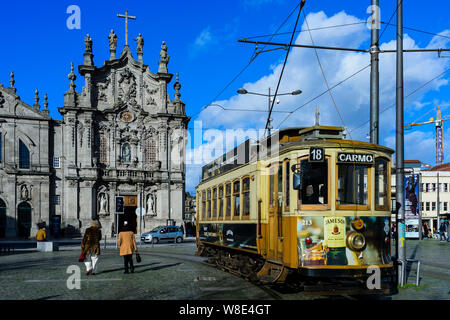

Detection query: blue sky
xmin=0 ymin=0 xmax=449 ymax=193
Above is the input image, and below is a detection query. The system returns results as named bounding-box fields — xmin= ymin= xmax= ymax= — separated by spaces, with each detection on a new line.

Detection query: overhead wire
xmin=190 ymin=1 xmax=304 ymax=119
xmin=265 ymin=0 xmax=306 ymax=136
xmin=349 ymin=66 xmax=450 ymax=134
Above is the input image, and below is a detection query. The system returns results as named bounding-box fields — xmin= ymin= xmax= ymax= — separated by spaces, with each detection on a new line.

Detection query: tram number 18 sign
xmin=309 ymin=147 xmax=324 ymax=162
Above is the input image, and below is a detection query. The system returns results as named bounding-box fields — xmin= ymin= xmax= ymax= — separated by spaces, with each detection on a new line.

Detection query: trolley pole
xmin=395 ymin=0 xmax=406 ymax=286
xmin=370 ymin=0 xmax=380 ymax=144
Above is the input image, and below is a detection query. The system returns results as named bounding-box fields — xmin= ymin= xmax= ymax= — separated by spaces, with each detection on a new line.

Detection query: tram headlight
xmin=346 ymin=231 xmax=366 ymax=252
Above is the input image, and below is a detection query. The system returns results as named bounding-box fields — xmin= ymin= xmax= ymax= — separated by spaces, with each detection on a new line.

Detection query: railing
xmin=101 ymin=169 xmax=154 ymax=180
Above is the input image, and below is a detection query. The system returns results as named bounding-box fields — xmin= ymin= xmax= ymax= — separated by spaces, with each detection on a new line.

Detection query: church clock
xmin=120 ymin=111 xmax=134 ymax=123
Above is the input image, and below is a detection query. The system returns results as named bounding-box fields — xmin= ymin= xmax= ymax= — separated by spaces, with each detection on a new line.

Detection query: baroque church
xmin=0 ymin=28 xmax=189 ymax=238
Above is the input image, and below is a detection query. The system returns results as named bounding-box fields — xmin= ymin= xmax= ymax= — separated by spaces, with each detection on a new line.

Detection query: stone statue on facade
xmin=122 ymin=143 xmax=131 ymax=162
xmin=133 ymin=33 xmax=144 ymax=55
xmin=99 ymin=193 xmax=108 ymax=213
xmin=84 ymin=34 xmax=93 ymax=53
xmin=108 ymin=30 xmax=118 ymax=59
xmin=147 ymin=193 xmax=154 ymax=215
xmin=158 ymin=41 xmax=170 ymax=73
xmin=20 ymin=185 xmax=29 ymax=200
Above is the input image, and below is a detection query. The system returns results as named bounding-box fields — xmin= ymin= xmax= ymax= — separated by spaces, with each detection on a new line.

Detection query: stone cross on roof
xmin=117 ymin=10 xmax=136 ymax=47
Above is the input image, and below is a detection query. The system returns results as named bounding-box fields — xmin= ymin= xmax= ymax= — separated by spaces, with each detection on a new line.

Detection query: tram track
xmin=137 ymin=249 xmax=285 ymax=300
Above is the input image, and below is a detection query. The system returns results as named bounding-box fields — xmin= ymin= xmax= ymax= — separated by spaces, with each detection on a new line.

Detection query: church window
xmin=19 ymin=140 xmax=30 ymax=169
xmin=144 ymin=138 xmax=157 ymax=165
xmin=121 ymin=142 xmax=131 ymax=163
xmin=100 ymin=135 xmax=108 ymax=164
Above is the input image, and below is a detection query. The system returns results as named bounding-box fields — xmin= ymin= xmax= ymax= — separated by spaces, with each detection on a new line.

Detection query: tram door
xmin=267 ymin=164 xmax=284 ymax=262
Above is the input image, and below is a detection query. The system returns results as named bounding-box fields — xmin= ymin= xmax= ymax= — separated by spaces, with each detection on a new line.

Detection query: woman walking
xmin=118 ymin=221 xmax=138 ymax=274
xmin=81 ymin=220 xmax=102 ymax=275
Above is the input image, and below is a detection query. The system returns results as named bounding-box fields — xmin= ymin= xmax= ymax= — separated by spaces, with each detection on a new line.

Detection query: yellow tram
xmin=195 ymin=125 xmax=394 ymax=294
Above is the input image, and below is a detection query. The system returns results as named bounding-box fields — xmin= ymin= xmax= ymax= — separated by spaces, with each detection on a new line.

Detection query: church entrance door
xmin=17 ymin=202 xmax=32 ymax=238
xmin=118 ymin=196 xmax=137 ymax=234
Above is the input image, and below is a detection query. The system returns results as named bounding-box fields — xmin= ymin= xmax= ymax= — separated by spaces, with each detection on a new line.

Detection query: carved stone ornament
xmin=0 ymin=92 xmax=5 ymax=108
xmin=118 ymin=68 xmax=137 ymax=104
xmin=97 ymin=77 xmax=111 ymax=102
xmin=120 ymin=111 xmax=135 ymax=123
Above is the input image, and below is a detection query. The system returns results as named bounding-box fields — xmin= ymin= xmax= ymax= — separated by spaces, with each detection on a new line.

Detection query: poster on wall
xmin=405 ymin=174 xmax=420 ymax=218
xmin=404 ymin=174 xmax=420 ymax=239
xmin=405 ymin=219 xmax=420 ymax=238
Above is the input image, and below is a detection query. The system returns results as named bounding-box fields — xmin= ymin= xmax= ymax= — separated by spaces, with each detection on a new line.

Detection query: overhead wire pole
xmin=395 ymin=0 xmax=407 ymax=287
xmin=370 ymin=0 xmax=380 ymax=144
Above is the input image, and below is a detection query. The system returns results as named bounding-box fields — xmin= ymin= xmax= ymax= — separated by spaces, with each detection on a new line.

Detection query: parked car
xmin=141 ymin=226 xmax=183 ymax=244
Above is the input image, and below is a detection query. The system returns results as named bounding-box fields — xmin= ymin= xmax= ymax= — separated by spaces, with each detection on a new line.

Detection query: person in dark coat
xmin=439 ymin=222 xmax=447 ymax=241
xmin=81 ymin=220 xmax=102 ymax=275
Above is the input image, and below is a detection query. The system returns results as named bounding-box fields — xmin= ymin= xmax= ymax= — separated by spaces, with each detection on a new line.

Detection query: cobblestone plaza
xmin=0 ymin=240 xmax=448 ymax=300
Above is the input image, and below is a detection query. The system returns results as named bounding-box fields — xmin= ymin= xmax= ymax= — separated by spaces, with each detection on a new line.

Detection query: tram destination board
xmin=309 ymin=147 xmax=324 ymax=162
xmin=337 ymin=152 xmax=374 ymax=164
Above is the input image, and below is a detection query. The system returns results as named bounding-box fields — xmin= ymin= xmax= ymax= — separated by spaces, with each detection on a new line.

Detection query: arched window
xmin=19 ymin=140 xmax=30 ymax=169
xmin=144 ymin=138 xmax=157 ymax=165
xmin=0 ymin=199 xmax=6 ymax=238
xmin=99 ymin=135 xmax=108 ymax=164
xmin=121 ymin=142 xmax=131 ymax=163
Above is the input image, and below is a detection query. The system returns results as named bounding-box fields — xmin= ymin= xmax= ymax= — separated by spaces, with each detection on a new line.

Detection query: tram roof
xmin=199 ymin=125 xmax=393 ymax=182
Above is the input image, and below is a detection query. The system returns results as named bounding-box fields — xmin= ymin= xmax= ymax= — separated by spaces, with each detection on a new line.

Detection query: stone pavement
xmin=391 ymin=239 xmax=450 ymax=300
xmin=0 ymin=239 xmax=448 ymax=300
xmin=0 ymin=243 xmax=270 ymax=300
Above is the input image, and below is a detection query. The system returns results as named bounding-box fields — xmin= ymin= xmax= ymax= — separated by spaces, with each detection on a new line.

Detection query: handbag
xmin=78 ymin=251 xmax=85 ymax=262
xmin=136 ymin=252 xmax=141 ymax=263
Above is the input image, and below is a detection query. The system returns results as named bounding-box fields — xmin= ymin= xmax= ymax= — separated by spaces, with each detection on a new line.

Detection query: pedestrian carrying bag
xmin=78 ymin=251 xmax=85 ymax=262
xmin=136 ymin=252 xmax=141 ymax=263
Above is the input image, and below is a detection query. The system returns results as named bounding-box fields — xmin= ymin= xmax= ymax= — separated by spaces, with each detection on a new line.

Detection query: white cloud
xmin=188 ymin=10 xmax=450 ymax=189
xmin=189 ymin=27 xmax=216 ymax=57
xmin=196 ymin=10 xmax=450 ymax=148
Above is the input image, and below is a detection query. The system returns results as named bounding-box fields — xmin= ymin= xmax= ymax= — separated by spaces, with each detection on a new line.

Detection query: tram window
xmin=219 ymin=185 xmax=224 ymax=217
xmin=225 ymin=183 xmax=231 ymax=217
xmin=375 ymin=158 xmax=389 ymax=210
xmin=233 ymin=181 xmax=240 ymax=217
xmin=337 ymin=164 xmax=369 ymax=206
xmin=269 ymin=167 xmax=275 ymax=209
xmin=277 ymin=165 xmax=283 ymax=203
xmin=285 ymin=161 xmax=290 ymax=209
xmin=207 ymin=189 xmax=211 ymax=218
xmin=298 ymin=159 xmax=328 ymax=205
xmin=202 ymin=191 xmax=206 ymax=219
xmin=212 ymin=188 xmax=217 ymax=218
xmin=243 ymin=177 xmax=250 ymax=216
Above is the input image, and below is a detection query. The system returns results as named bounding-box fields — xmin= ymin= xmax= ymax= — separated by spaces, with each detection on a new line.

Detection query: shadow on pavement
xmin=135 ymin=262 xmax=182 ymax=273
xmin=99 ymin=262 xmax=161 ymax=275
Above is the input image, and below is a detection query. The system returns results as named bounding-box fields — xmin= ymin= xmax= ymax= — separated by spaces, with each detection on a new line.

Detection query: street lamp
xmin=237 ymin=87 xmax=302 ymax=135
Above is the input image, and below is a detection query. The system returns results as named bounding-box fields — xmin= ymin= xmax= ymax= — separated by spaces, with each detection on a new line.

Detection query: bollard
xmin=406 ymin=259 xmax=421 ymax=286
xmin=104 ymin=235 xmax=107 ymax=249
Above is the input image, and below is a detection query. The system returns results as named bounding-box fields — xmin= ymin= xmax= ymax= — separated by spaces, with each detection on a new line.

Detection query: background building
xmin=0 ymin=30 xmax=189 ymax=238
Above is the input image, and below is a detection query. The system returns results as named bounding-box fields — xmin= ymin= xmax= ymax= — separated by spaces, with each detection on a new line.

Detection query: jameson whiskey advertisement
xmin=323 ymin=217 xmax=347 ymax=265
xmin=297 ymin=216 xmax=391 ymax=267
xmin=324 ymin=217 xmax=346 ymax=248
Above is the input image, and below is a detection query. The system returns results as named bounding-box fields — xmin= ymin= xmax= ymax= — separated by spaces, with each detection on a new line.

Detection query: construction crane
xmin=404 ymin=104 xmax=450 ymax=165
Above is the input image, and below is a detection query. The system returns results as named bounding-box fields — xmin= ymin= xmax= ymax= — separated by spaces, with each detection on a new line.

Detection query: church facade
xmin=0 ymin=30 xmax=189 ymax=238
